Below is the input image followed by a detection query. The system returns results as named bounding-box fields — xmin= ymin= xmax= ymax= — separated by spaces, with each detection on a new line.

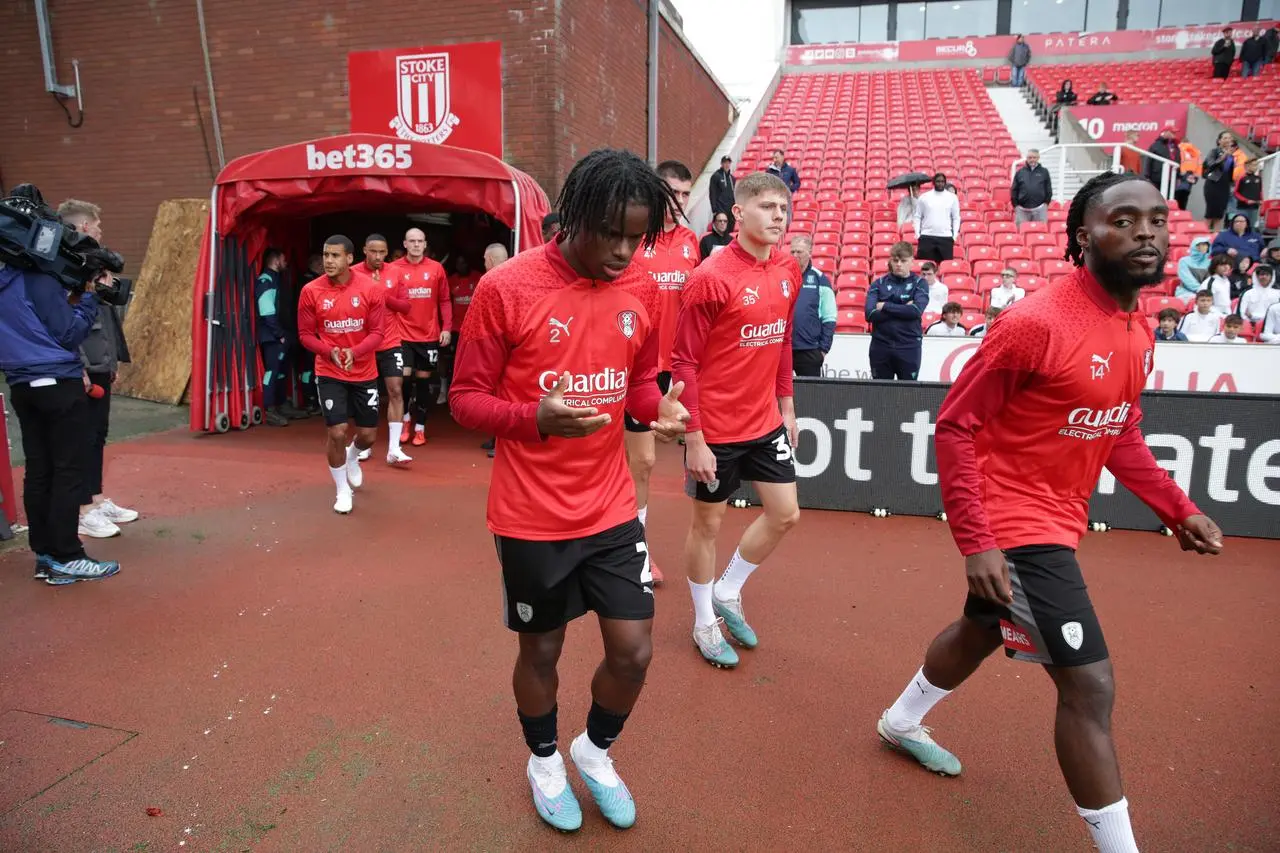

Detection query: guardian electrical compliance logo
xmin=390 ymin=53 xmax=462 ymax=144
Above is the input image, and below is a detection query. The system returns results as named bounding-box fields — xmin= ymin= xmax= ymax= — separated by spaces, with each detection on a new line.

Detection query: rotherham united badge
xmin=617 ymin=310 xmax=637 ymax=339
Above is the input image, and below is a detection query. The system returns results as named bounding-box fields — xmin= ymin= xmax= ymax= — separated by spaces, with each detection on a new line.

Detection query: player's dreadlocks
xmin=556 ymin=149 xmax=678 ymax=249
xmin=1063 ymin=171 xmax=1152 ymax=267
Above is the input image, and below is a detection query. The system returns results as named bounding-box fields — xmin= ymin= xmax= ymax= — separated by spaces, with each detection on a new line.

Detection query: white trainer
xmin=333 ymin=489 xmax=353 ymax=514
xmin=346 ymin=457 xmax=364 ymax=489
xmin=78 ymin=508 xmax=121 ymax=539
xmin=386 ymin=448 xmax=413 ymax=466
xmin=357 ymin=447 xmax=371 ymax=462
xmin=97 ymin=498 xmax=139 ymax=524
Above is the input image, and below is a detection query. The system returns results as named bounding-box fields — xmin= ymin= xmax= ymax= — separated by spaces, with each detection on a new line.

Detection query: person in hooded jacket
xmin=1176 ymin=235 xmax=1213 ymax=302
xmin=1210 ymin=213 xmax=1264 ymax=262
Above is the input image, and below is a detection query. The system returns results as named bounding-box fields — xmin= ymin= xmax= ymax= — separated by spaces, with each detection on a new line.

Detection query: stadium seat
xmin=953 ymin=292 xmax=982 ymax=310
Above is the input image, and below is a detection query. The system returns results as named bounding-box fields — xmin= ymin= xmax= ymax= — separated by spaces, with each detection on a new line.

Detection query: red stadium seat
xmin=953 ymin=292 xmax=982 ymax=310
xmin=945 ymin=274 xmax=978 ymax=293
xmin=960 ymin=311 xmax=984 ymax=329
xmin=939 ymin=259 xmax=970 ymax=277
xmin=836 ymin=288 xmax=865 ymax=308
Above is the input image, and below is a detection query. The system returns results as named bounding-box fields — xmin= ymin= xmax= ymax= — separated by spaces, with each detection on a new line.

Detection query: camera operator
xmin=0 ymin=259 xmax=121 ymax=584
xmin=57 ymin=200 xmax=139 ymax=538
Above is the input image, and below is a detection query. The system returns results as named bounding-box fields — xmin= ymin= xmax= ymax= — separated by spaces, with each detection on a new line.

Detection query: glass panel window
xmin=1010 ymin=0 xmax=1086 ymax=35
xmin=792 ymin=5 xmax=861 ymax=44
xmin=861 ymin=4 xmax=890 ymax=41
xmin=925 ymin=0 xmax=999 ymax=39
xmin=1126 ymin=1 xmax=1159 ymax=29
xmin=1259 ymin=0 xmax=1280 ymax=19
xmin=898 ymin=3 xmax=927 ymax=41
xmin=1085 ymin=0 xmax=1120 ymax=32
xmin=1158 ymin=0 xmax=1240 ymax=27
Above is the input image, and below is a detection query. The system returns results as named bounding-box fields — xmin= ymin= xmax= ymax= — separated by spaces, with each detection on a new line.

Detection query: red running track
xmin=1 ymin=421 xmax=1277 ymax=851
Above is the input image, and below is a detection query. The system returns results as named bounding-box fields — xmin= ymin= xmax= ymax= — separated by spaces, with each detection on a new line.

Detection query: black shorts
xmin=623 ymin=372 xmax=672 ymax=432
xmin=495 ymin=519 xmax=654 ymax=633
xmin=684 ymin=423 xmax=796 ymax=503
xmin=316 ymin=377 xmax=380 ymax=428
xmin=916 ymin=235 xmax=955 ymax=263
xmin=376 ymin=347 xmax=406 ymax=379
xmin=402 ymin=341 xmax=440 ymax=373
xmin=964 ymin=545 xmax=1108 ymax=667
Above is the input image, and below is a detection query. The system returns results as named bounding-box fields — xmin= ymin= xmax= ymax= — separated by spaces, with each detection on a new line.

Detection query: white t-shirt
xmin=1178 ymin=309 xmax=1224 ymax=342
xmin=970 ymin=323 xmax=988 ymax=338
xmin=1206 ymin=275 xmax=1233 ymax=315
xmin=913 ymin=190 xmax=961 ymax=239
xmin=1206 ymin=332 xmax=1247 ymax=344
xmin=989 ymin=285 xmax=1026 ymax=310
xmin=1238 ymin=285 xmax=1280 ymax=324
xmin=926 ymin=320 xmax=968 ymax=337
xmin=925 ymin=281 xmax=949 ymax=314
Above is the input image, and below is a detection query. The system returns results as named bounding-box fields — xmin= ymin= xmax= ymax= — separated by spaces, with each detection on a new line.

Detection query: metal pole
xmin=646 ymin=0 xmax=659 ymax=166
xmin=196 ymin=0 xmax=226 ymax=170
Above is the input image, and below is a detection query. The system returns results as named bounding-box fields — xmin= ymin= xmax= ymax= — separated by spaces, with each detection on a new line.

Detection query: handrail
xmin=1009 ymin=143 xmax=1180 ymax=203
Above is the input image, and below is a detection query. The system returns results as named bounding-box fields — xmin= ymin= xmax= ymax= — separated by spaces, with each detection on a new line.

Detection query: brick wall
xmin=0 ymin=0 xmax=730 ymax=267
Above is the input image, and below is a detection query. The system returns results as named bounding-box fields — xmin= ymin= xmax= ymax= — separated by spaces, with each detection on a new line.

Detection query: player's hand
xmin=536 ymin=372 xmax=612 ymax=438
xmin=329 ymin=347 xmax=344 ymax=369
xmin=783 ymin=410 xmax=798 ymax=449
xmin=875 ymin=301 xmax=885 ymax=312
xmin=439 ymin=331 xmax=452 ymax=348
xmin=341 ymin=348 xmax=355 ymax=370
xmin=965 ymin=549 xmax=1012 ymax=605
xmin=82 ymin=370 xmax=92 ymax=392
xmin=1175 ymin=514 xmax=1223 ymax=555
xmin=650 ymin=380 xmax=689 ymax=439
xmin=684 ymin=432 xmax=718 ymax=484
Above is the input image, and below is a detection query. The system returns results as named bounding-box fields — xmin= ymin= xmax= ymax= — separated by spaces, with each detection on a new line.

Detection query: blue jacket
xmin=767 ymin=162 xmax=801 ymax=193
xmin=255 ymin=268 xmax=287 ymax=343
xmin=1210 ymin=228 xmax=1265 ymax=262
xmin=792 ymin=264 xmax=837 ymax=352
xmin=865 ymin=271 xmax=929 ymax=348
xmin=0 ymin=265 xmax=99 ymax=385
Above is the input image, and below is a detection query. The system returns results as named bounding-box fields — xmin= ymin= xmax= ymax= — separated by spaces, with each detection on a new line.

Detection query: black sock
xmin=411 ymin=376 xmax=432 ymax=423
xmin=586 ymin=702 xmax=630 ymax=751
xmin=518 ymin=705 xmax=558 ymax=757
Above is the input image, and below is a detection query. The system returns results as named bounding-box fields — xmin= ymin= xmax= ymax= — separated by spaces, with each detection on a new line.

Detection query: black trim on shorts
xmin=684 ymin=423 xmax=796 ymax=503
xmin=495 ymin=519 xmax=654 ymax=633
xmin=623 ymin=372 xmax=674 ymax=433
xmin=402 ymin=341 xmax=440 ymax=373
xmin=376 ymin=347 xmax=406 ymax=379
xmin=963 ymin=545 xmax=1109 ymax=667
xmin=316 ymin=377 xmax=380 ymax=428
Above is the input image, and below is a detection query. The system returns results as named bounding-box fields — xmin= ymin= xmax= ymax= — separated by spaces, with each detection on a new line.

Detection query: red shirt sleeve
xmin=296 ymin=289 xmax=328 ymax=358
xmin=1104 ymin=403 xmax=1201 ymax=529
xmin=448 ymin=282 xmax=543 ymax=443
xmin=350 ymin=288 xmax=385 ymax=358
xmin=385 ymin=279 xmax=410 ymax=314
xmin=627 ymin=313 xmax=663 ymax=426
xmin=776 ymin=257 xmax=800 ymax=397
xmin=438 ymin=273 xmax=454 ymax=333
xmin=935 ymin=313 xmax=1049 ymax=556
xmin=670 ymin=271 xmax=726 ymax=434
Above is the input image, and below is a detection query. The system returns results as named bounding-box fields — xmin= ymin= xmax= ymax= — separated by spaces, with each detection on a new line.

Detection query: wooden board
xmin=113 ymin=199 xmax=208 ymax=404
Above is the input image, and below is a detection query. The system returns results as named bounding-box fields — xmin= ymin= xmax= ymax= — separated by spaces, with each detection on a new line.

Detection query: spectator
xmin=1154 ymin=308 xmax=1188 ymax=341
xmin=709 ymin=156 xmax=736 ymax=232
xmin=969 ymin=305 xmax=1001 ymax=337
xmin=864 ymin=241 xmax=928 ymax=380
xmin=1211 ymin=213 xmax=1264 ymax=262
xmin=700 ymin=212 xmax=733 ymax=260
xmin=766 ymin=149 xmax=801 ymax=194
xmin=1201 ymin=132 xmax=1237 ymax=230
xmin=1051 ymin=79 xmax=1078 ymax=137
xmin=1240 ymin=32 xmax=1266 ymax=78
xmin=1145 ymin=129 xmax=1180 ymax=190
xmin=1011 ymin=149 xmax=1052 ymax=227
xmin=896 ymin=184 xmax=919 ymax=227
xmin=1211 ymin=27 xmax=1236 ymax=79
xmin=788 ymin=235 xmax=836 ymax=377
xmin=0 ymin=257 xmax=120 ymax=583
xmin=1203 ymin=254 xmax=1236 ymax=314
xmin=925 ymin=301 xmax=968 ymax=337
xmin=1231 ymin=256 xmax=1255 ymax=301
xmin=541 ymin=213 xmax=561 ymax=242
xmin=1176 ymin=235 xmax=1213 ymax=302
xmin=912 ymin=172 xmax=960 ymax=263
xmin=1008 ymin=35 xmax=1031 ymax=87
xmin=1264 ymin=25 xmax=1279 ymax=65
xmin=1264 ymin=237 xmax=1280 ymax=270
xmin=1118 ymin=131 xmax=1143 ymax=175
xmin=57 ymin=199 xmax=139 ymax=540
xmin=1260 ymin=299 xmax=1280 ymax=343
xmin=1178 ymin=289 xmax=1225 ymax=341
xmin=1233 ymin=161 xmax=1263 ymax=230
xmin=989 ymin=268 xmax=1026 ymax=309
xmin=1207 ymin=314 xmax=1247 ymax=344
xmin=921 ymin=261 xmax=948 ymax=313
xmin=1087 ymin=83 xmax=1118 ymax=105
xmin=1238 ymin=265 xmax=1278 ymax=328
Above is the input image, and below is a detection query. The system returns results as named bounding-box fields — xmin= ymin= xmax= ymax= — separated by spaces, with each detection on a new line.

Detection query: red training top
xmin=388 ymin=256 xmax=452 ymax=343
xmin=296 ymin=273 xmax=386 ymax=383
xmin=450 ymin=271 xmax=483 ymax=332
xmin=632 ymin=224 xmax=700 ymax=373
xmin=450 ymin=237 xmax=664 ymax=541
xmin=352 ymin=261 xmax=409 ymax=349
xmin=936 ymin=267 xmax=1200 ymax=556
xmin=670 ymin=240 xmax=800 ymax=444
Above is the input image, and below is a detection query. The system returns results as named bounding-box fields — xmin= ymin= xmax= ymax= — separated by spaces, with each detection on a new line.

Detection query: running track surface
xmin=1 ymin=421 xmax=1277 ymax=852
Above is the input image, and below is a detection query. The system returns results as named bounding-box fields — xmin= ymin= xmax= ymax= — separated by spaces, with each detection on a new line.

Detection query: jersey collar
xmin=543 ymin=233 xmax=582 ymax=284
xmin=728 ymin=238 xmax=774 ymax=268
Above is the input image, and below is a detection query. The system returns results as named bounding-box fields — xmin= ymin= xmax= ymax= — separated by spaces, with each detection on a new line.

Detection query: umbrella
xmin=887 ymin=171 xmax=932 ymax=189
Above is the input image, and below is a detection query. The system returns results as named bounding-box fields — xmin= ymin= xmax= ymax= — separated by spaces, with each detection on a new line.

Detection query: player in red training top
xmin=388 ymin=227 xmax=451 ymax=446
xmin=876 ymin=174 xmax=1223 ymax=853
xmin=440 ymin=253 xmax=483 ymax=407
xmin=450 ymin=149 xmax=689 ymax=834
xmin=351 ymin=233 xmax=413 ymax=466
xmin=622 ymin=159 xmax=700 ymax=586
xmin=296 ymin=235 xmax=387 ymax=514
xmin=671 ymin=171 xmax=802 ymax=670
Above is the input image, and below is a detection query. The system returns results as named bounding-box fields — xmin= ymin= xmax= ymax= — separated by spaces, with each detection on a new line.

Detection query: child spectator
xmin=1259 ymin=300 xmax=1280 ymax=344
xmin=1207 ymin=314 xmax=1247 ymax=344
xmin=1233 ymin=161 xmax=1263 ymax=229
xmin=1238 ymin=265 xmax=1278 ymax=329
xmin=921 ymin=262 xmax=949 ymax=314
xmin=970 ymin=305 xmax=1001 ymax=338
xmin=1178 ymin=290 xmax=1225 ymax=341
xmin=1154 ymin=308 xmax=1188 ymax=341
xmin=926 ymin=301 xmax=968 ymax=337
xmin=1175 ymin=235 xmax=1212 ymax=302
xmin=1203 ymin=254 xmax=1235 ymax=314
xmin=989 ymin=268 xmax=1026 ymax=309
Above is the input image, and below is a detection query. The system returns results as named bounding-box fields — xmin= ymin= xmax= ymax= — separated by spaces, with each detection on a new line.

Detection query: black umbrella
xmin=887 ymin=171 xmax=932 ymax=189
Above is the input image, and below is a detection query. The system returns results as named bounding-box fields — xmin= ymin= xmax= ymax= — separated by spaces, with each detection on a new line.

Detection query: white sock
xmin=329 ymin=465 xmax=349 ymax=491
xmin=415 ymin=423 xmax=425 ymax=433
xmin=345 ymin=443 xmax=360 ymax=465
xmin=1077 ymin=798 xmax=1139 ymax=853
xmin=713 ymin=549 xmax=759 ymax=601
xmin=575 ymin=731 xmax=608 ymax=762
xmin=885 ymin=667 xmax=952 ymax=732
xmin=389 ymin=421 xmax=403 ymax=448
xmin=637 ymin=504 xmax=648 ymax=528
xmin=688 ymin=579 xmax=716 ymax=628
